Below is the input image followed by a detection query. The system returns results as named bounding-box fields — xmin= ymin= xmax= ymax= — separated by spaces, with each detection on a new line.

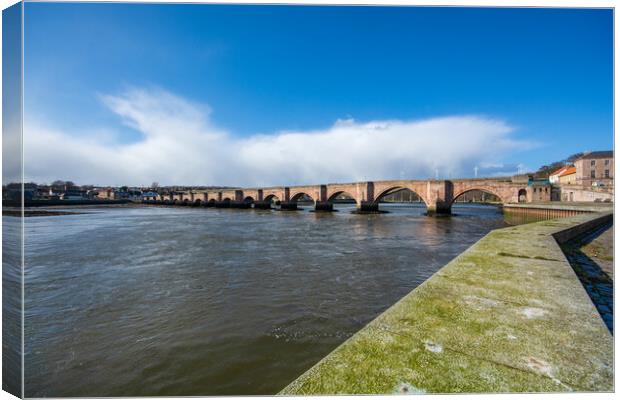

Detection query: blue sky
xmin=3 ymin=2 xmax=22 ymax=184
xmin=21 ymin=3 xmax=613 ymax=186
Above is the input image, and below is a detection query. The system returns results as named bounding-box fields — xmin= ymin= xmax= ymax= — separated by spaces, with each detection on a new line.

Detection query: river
xmin=9 ymin=203 xmax=507 ymax=396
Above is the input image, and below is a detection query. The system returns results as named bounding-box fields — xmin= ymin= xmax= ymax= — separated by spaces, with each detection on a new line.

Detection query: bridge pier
xmin=314 ymin=201 xmax=334 ymax=212
xmin=253 ymin=201 xmax=272 ymax=209
xmin=427 ymin=201 xmax=452 ymax=216
xmin=230 ymin=201 xmax=252 ymax=209
xmin=356 ymin=201 xmax=379 ymax=213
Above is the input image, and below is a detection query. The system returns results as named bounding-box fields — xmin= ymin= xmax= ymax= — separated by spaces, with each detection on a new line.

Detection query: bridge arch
xmin=182 ymin=198 xmax=190 ymax=206
xmin=290 ymin=192 xmax=315 ymax=203
xmin=264 ymin=194 xmax=280 ymax=203
xmin=451 ymin=187 xmax=505 ymax=205
xmin=327 ymin=190 xmax=358 ymax=205
xmin=193 ymin=199 xmax=202 ymax=207
xmin=372 ymin=186 xmax=429 ymax=207
xmin=243 ymin=196 xmax=255 ymax=204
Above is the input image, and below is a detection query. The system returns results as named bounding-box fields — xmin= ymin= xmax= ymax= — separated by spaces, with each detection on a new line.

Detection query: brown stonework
xmin=574 ymin=151 xmax=614 ymax=187
xmin=166 ymin=177 xmax=536 ymax=214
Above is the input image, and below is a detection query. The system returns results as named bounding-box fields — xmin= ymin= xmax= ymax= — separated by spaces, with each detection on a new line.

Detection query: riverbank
xmin=560 ymin=222 xmax=613 ymax=333
xmin=2 ymin=209 xmax=88 ymax=217
xmin=504 ymin=202 xmax=613 ymax=213
xmin=579 ymin=224 xmax=613 ymax=277
xmin=2 ymin=202 xmax=146 ymax=217
xmin=281 ymin=212 xmax=613 ymax=394
xmin=3 ymin=199 xmax=133 ymax=208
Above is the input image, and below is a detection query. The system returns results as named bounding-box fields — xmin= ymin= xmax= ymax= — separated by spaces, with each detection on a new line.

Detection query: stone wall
xmin=575 ymin=157 xmax=614 ymax=187
xmin=558 ymin=185 xmax=614 ymax=202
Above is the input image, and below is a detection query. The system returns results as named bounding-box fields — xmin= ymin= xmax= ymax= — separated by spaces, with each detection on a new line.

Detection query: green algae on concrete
xmin=280 ymin=213 xmax=614 ymax=394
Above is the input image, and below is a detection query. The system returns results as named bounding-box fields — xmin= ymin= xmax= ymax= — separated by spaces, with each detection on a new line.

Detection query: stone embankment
xmin=504 ymin=202 xmax=613 ymax=213
xmin=281 ymin=212 xmax=613 ymax=394
xmin=560 ymin=222 xmax=614 ymax=333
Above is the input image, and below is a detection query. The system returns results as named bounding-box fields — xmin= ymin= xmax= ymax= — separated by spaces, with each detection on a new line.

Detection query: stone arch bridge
xmin=144 ymin=177 xmax=546 ymax=215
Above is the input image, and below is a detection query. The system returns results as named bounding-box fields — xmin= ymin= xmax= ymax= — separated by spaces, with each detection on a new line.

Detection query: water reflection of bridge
xmin=144 ymin=177 xmax=549 ymax=215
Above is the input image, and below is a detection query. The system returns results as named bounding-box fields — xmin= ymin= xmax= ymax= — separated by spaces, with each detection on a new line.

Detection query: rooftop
xmin=549 ymin=166 xmax=570 ymax=177
xmin=559 ymin=166 xmax=577 ymax=177
xmin=528 ymin=178 xmax=551 ymax=186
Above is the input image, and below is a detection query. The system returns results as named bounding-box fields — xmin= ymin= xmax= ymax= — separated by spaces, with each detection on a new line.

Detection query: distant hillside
xmin=534 ymin=152 xmax=584 ymax=178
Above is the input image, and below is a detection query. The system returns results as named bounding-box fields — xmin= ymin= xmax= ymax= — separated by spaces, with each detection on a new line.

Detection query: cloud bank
xmin=24 ymin=87 xmax=534 ymax=187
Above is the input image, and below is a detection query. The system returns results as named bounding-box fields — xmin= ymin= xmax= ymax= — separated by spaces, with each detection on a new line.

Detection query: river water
xmin=14 ymin=203 xmax=506 ymax=396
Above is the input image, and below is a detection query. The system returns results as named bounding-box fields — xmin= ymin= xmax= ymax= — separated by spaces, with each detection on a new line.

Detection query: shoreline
xmin=2 ymin=209 xmax=90 ymax=217
xmin=2 ymin=202 xmax=146 ymax=215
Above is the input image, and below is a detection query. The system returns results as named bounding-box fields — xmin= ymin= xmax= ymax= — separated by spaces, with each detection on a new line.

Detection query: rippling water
xmin=19 ymin=203 xmax=506 ymax=396
xmin=3 ymin=215 xmax=22 ymax=396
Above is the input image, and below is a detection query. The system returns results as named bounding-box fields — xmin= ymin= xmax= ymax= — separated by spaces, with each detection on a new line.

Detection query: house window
xmin=605 ymin=159 xmax=610 ymax=166
xmin=591 ymin=160 xmax=596 ymax=166
xmin=591 ymin=170 xmax=596 ymax=178
xmin=605 ymin=169 xmax=610 ymax=178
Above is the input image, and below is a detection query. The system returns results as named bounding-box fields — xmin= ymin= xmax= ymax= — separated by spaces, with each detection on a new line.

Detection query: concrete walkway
xmin=281 ymin=213 xmax=613 ymax=394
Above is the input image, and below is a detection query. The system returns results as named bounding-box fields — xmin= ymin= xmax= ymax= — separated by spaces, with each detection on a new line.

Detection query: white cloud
xmin=24 ymin=87 xmax=535 ymax=187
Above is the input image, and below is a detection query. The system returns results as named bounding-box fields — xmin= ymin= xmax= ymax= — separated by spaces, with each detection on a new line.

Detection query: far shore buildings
xmin=1 ymin=151 xmax=613 ymax=204
xmin=549 ymin=165 xmax=575 ymax=184
xmin=549 ymin=151 xmax=613 ymax=202
xmin=96 ymin=188 xmax=115 ymax=200
xmin=574 ymin=150 xmax=613 ymax=187
xmin=95 ymin=187 xmax=143 ymax=201
xmin=556 ymin=166 xmax=577 ymax=185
